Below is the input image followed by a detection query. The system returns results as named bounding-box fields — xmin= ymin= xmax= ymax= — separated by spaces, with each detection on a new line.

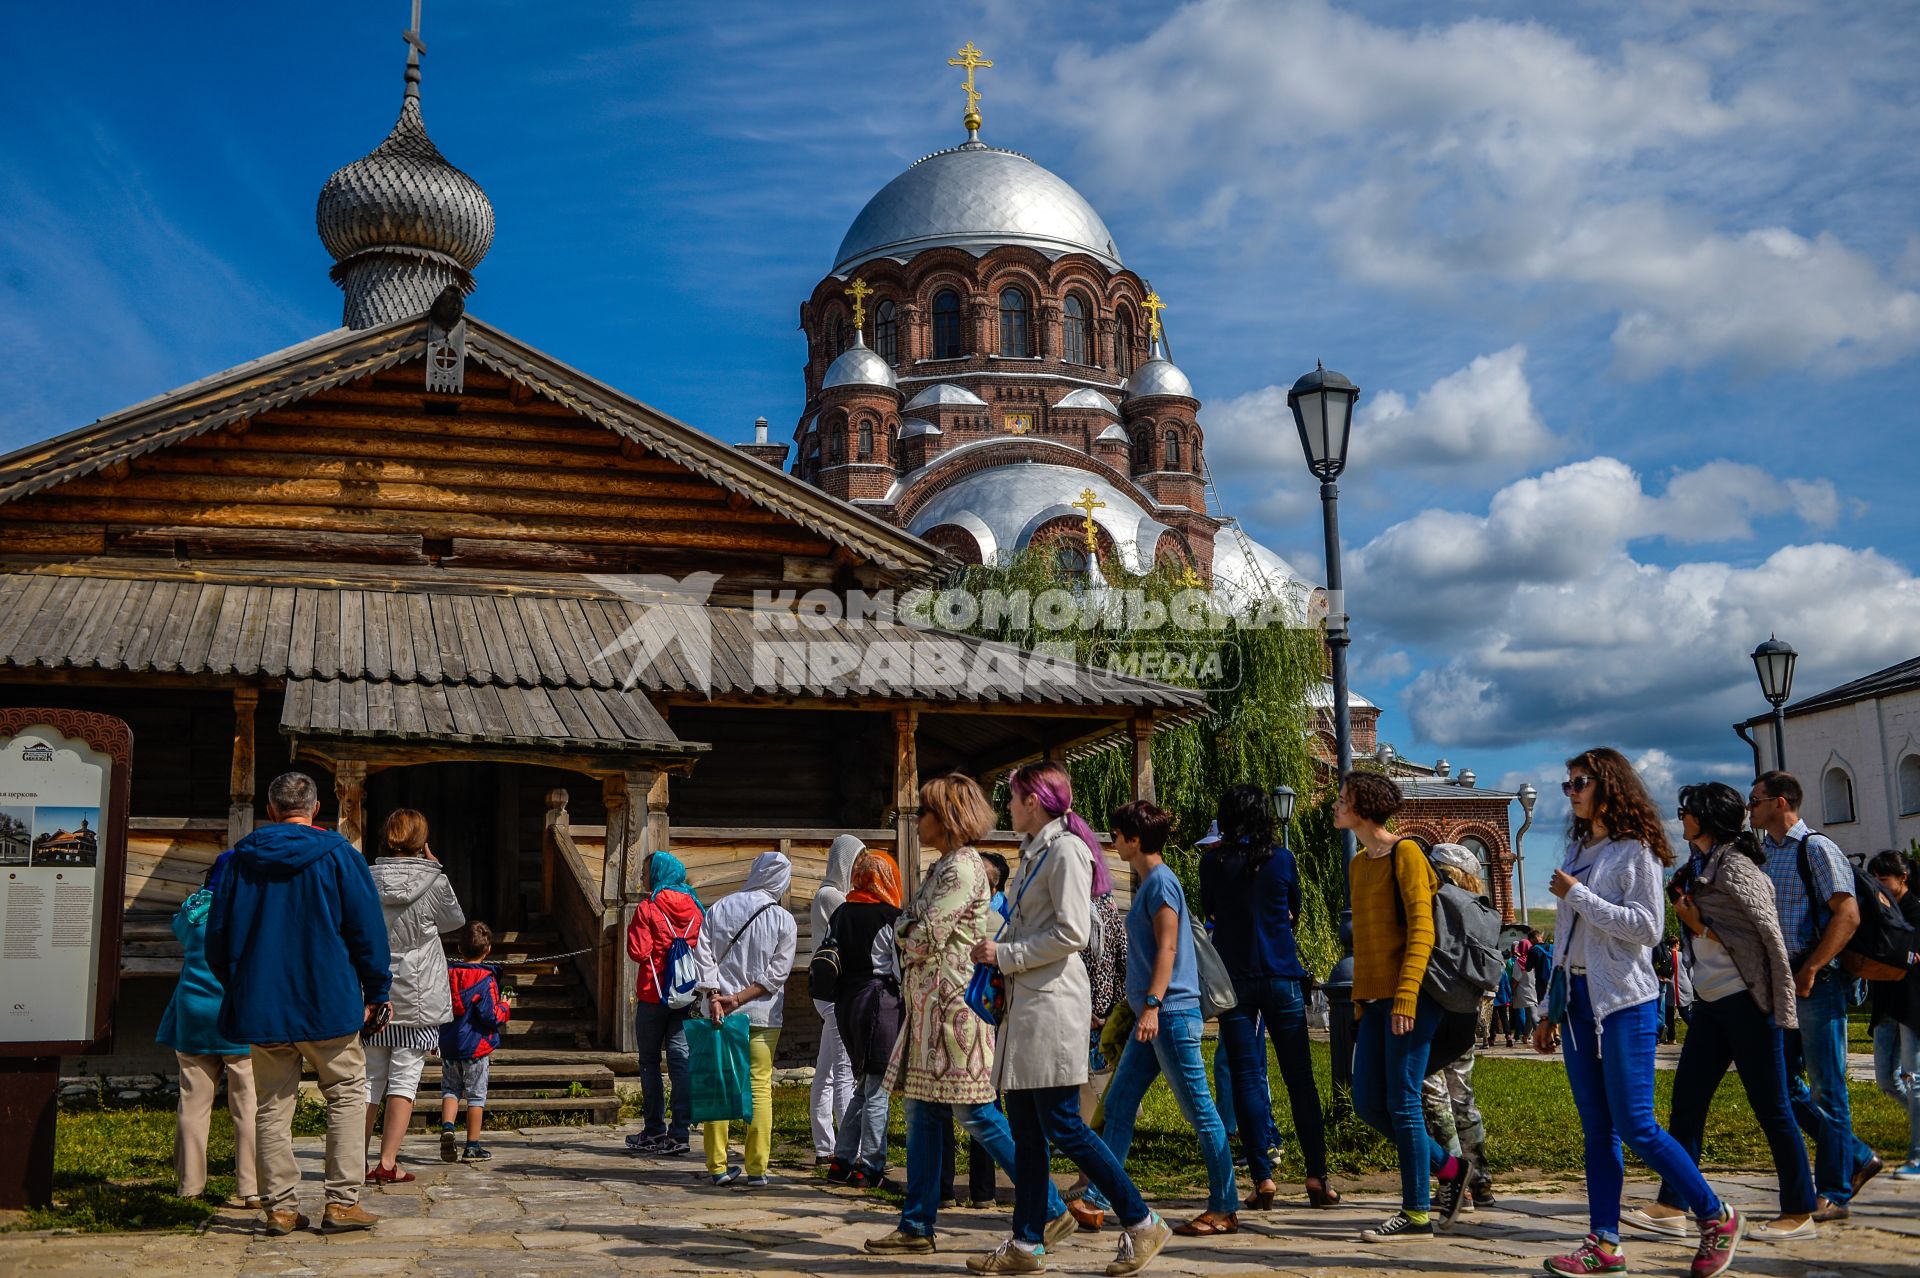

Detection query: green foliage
xmin=922 ymin=547 xmax=1338 ymax=975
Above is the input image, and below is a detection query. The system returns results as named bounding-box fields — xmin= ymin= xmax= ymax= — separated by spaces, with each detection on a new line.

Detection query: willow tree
xmin=910 ymin=544 xmax=1342 ymax=976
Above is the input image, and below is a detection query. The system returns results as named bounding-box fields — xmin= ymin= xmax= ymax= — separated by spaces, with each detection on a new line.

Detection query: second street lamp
xmin=1751 ymin=635 xmax=1797 ymax=770
xmin=1271 ymin=783 xmax=1297 ymax=848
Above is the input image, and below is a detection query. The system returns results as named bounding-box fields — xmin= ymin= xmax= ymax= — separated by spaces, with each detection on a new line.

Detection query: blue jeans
xmin=1872 ymin=1018 xmax=1920 ymax=1165
xmin=832 ymin=1071 xmax=890 ymax=1175
xmin=1352 ymin=996 xmax=1447 ymax=1212
xmin=1786 ymin=970 xmax=1875 ymax=1201
xmin=1657 ymin=990 xmax=1814 ymax=1215
xmin=1221 ymin=975 xmax=1327 ymax=1182
xmin=901 ymin=1098 xmax=1065 ymax=1237
xmin=1007 ymin=1085 xmax=1149 ymax=1244
xmin=1083 ymin=1008 xmax=1237 ymax=1215
xmin=1565 ymin=976 xmax=1721 ymax=1234
xmin=633 ymin=1001 xmax=691 ymax=1141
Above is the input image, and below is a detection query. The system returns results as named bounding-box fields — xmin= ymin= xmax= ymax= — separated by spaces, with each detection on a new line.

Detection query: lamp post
xmin=1750 ymin=635 xmax=1797 ymax=771
xmin=1512 ymin=782 xmax=1538 ymax=923
xmin=1288 ymin=360 xmax=1360 ymax=1111
xmin=1271 ymin=784 xmax=1297 ymax=849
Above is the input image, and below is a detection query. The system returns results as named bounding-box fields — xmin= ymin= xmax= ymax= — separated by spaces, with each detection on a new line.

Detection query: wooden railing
xmin=541 ymin=789 xmax=623 ymax=1049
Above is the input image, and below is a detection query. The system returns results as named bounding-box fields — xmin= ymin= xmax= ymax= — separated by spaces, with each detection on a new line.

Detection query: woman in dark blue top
xmin=1198 ymin=784 xmax=1336 ymax=1209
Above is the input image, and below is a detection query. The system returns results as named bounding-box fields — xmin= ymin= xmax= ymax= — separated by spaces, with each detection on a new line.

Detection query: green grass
xmin=25 ymin=1041 xmax=1910 ymax=1233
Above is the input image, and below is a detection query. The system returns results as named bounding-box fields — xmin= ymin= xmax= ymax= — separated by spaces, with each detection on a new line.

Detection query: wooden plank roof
xmin=0 ymin=315 xmax=949 ymax=580
xmin=0 ymin=568 xmax=1206 ymax=716
xmin=281 ymin=676 xmax=692 ymax=754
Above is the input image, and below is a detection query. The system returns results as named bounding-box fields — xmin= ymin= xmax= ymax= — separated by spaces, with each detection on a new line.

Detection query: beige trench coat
xmin=991 ymin=817 xmax=1094 ymax=1092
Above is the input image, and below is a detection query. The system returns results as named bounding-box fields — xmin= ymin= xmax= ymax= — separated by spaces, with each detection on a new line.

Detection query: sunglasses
xmin=1745 ymin=795 xmax=1775 ymax=809
xmin=1561 ymin=776 xmax=1595 ymax=796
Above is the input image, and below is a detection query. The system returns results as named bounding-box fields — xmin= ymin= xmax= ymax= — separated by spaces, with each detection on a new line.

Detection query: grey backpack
xmin=1423 ymin=881 xmax=1504 ymax=1013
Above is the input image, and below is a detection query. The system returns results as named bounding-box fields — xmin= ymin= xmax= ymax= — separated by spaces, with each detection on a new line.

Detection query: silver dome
xmin=834 ymin=142 xmax=1122 ymax=273
xmin=1096 ymin=422 xmax=1130 ymax=441
xmin=822 ymin=336 xmax=898 ymax=391
xmin=1124 ymin=357 xmax=1196 ymax=401
xmin=318 ymin=95 xmax=494 ymax=271
xmin=899 ymin=418 xmax=942 ymax=438
xmin=904 ymin=382 xmax=987 ymax=410
xmin=1055 ymin=387 xmax=1120 ymax=414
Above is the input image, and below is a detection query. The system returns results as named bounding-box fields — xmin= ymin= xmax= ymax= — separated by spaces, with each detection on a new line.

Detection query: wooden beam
xmin=334 ymin=759 xmax=367 ymax=851
xmin=228 ymin=688 xmax=259 ymax=847
xmin=894 ymin=707 xmax=920 ymax=899
xmin=1130 ymin=713 xmax=1156 ymax=805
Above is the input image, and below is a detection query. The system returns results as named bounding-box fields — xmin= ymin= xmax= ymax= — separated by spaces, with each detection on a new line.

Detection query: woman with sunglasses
xmin=1537 ymin=750 xmax=1744 ymax=1278
xmin=1621 ymin=781 xmax=1814 ymax=1243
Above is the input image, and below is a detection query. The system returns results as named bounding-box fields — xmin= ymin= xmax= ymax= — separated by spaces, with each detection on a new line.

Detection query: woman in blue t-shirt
xmin=1199 ymin=783 xmax=1336 ymax=1210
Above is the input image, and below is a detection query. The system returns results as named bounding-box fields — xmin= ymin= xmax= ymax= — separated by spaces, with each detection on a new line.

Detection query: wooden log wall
xmin=0 ymin=363 xmax=844 ymax=597
xmin=121 ymin=817 xmax=227 ymax=975
xmin=666 ymin=706 xmax=891 ymax=828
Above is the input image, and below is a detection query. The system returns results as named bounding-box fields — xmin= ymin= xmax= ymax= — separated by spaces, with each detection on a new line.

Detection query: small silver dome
xmin=899 ymin=418 xmax=942 ymax=438
xmin=1096 ymin=422 xmax=1130 ymax=441
xmin=904 ymin=382 xmax=988 ymax=410
xmin=835 ymin=142 xmax=1122 ymax=273
xmin=1125 ymin=357 xmax=1196 ymax=401
xmin=822 ymin=335 xmax=898 ymax=391
xmin=1055 ymin=387 xmax=1120 ymax=414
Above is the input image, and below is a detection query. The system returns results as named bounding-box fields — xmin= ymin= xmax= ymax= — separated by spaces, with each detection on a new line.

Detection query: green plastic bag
xmin=685 ymin=1012 xmax=753 ymax=1124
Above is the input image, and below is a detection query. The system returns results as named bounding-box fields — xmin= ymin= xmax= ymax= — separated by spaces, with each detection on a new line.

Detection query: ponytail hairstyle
xmin=1009 ymin=760 xmax=1113 ymax=897
xmin=1565 ymin=747 xmax=1673 ymax=867
xmin=1216 ymin=783 xmax=1276 ymax=873
xmin=1677 ymin=782 xmax=1763 ymax=866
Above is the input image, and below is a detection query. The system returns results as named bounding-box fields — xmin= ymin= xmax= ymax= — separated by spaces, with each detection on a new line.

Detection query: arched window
xmin=1116 ymin=309 xmax=1136 ymax=376
xmin=827 ymin=423 xmax=845 ymax=464
xmin=1054 ymin=541 xmax=1090 ymax=582
xmin=887 ymin=424 xmax=899 ymax=465
xmin=857 ymin=421 xmax=873 ymax=462
xmin=932 ymin=289 xmax=964 ymax=359
xmin=1823 ymin=766 xmax=1856 ymax=824
xmin=1900 ymin=754 xmax=1920 ymax=815
xmin=874 ymin=300 xmax=898 ymax=365
xmin=1461 ymin=836 xmax=1492 ymax=884
xmin=1163 ymin=429 xmax=1181 ymax=470
xmin=831 ymin=318 xmax=851 ymax=359
xmin=1133 ymin=426 xmax=1152 ymax=466
xmin=1063 ymin=293 xmax=1091 ymax=365
xmin=999 ymin=288 xmax=1031 ymax=357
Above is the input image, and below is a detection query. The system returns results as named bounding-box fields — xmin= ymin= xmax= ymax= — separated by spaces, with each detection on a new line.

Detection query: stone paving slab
xmin=2 ymin=1122 xmax=1915 ymax=1278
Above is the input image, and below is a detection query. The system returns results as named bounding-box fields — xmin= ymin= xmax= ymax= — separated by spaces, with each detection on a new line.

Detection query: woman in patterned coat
xmin=865 ymin=773 xmax=1070 ymax=1256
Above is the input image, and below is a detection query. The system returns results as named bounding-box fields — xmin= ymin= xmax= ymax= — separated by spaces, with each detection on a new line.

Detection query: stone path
xmin=4 ymin=1122 xmax=1916 ymax=1278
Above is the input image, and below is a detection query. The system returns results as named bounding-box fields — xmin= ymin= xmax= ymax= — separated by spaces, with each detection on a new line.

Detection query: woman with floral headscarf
xmin=825 ymin=850 xmax=905 ymax=1187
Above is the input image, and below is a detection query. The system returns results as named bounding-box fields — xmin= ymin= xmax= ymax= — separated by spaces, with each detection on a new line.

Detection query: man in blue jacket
xmin=208 ymin=771 xmax=391 ymax=1235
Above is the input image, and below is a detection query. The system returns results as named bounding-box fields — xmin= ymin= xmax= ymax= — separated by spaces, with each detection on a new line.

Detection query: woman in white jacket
xmin=1536 ymin=749 xmax=1742 ymax=1278
xmin=808 ymin=836 xmax=862 ymax=1163
xmin=365 ymin=808 xmax=465 ymax=1184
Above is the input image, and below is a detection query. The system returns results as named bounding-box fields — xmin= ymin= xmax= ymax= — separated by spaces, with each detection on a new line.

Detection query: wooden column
xmin=228 ymin=688 xmax=258 ymax=847
xmin=542 ymin=788 xmax=569 ymax=916
xmin=601 ymin=774 xmax=632 ymax=908
xmin=642 ymin=769 xmax=670 ymax=884
xmin=893 ymin=709 xmax=920 ymax=898
xmin=1130 ymin=714 xmax=1156 ymax=804
xmin=334 ymin=760 xmax=367 ymax=851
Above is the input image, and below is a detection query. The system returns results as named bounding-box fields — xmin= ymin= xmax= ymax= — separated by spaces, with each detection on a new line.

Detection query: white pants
xmin=810 ymin=998 xmax=856 ymax=1160
xmin=364 ymin=1043 xmax=430 ymax=1103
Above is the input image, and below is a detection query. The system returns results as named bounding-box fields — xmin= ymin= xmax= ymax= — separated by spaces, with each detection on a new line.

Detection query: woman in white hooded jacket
xmin=365 ymin=808 xmax=465 ymax=1183
xmin=809 ymin=836 xmax=862 ymax=1162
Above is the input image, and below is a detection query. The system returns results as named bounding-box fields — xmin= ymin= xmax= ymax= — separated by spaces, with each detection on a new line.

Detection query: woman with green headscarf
xmin=625 ymin=849 xmax=705 ymax=1155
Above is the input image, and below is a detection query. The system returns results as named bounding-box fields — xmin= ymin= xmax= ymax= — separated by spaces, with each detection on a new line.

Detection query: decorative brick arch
xmin=1394 ymin=822 xmax=1442 ymax=848
xmin=921 ymin=523 xmax=985 ymax=565
xmin=892 ymin=439 xmax=1164 ymax=528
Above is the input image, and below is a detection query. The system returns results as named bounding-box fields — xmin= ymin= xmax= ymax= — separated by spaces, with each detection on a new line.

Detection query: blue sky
xmin=5 ymin=2 xmax=1917 ymax=904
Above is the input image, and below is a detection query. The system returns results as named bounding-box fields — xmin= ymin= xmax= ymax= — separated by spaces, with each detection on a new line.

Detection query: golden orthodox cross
xmin=845 ymin=278 xmax=873 ymax=332
xmin=1072 ymin=487 xmax=1106 ymax=552
xmin=949 ymin=41 xmax=993 ymax=133
xmin=1142 ymin=290 xmax=1166 ymax=343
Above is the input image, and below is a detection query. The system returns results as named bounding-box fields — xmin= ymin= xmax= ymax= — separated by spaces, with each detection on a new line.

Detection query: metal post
xmin=1770 ymin=705 xmax=1787 ymax=772
xmin=1512 ymin=809 xmax=1534 ymax=922
xmin=1318 ymin=477 xmax=1358 ymax=1117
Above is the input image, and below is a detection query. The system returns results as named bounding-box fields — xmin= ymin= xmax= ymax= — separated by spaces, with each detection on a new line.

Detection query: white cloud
xmin=1046 ymin=0 xmax=1920 ymax=374
xmin=1356 ymin=346 xmax=1554 ymax=469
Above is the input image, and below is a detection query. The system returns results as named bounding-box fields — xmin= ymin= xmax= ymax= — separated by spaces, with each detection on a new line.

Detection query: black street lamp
xmin=1270 ymin=784 xmax=1297 ymax=848
xmin=1288 ymin=360 xmax=1360 ymax=1111
xmin=1751 ymin=635 xmax=1798 ymax=771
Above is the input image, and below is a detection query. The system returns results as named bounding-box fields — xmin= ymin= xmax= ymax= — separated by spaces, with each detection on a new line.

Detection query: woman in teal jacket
xmin=157 ymin=852 xmax=259 ymax=1205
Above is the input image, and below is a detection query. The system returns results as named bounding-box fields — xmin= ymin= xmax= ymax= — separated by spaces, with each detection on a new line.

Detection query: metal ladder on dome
xmin=1200 ymin=455 xmax=1277 ymax=600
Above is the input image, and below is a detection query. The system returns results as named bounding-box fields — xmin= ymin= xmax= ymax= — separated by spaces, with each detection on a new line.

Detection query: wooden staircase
xmin=403 ymin=1061 xmax=620 ymax=1129
xmin=446 ymin=914 xmax=598 ymax=1052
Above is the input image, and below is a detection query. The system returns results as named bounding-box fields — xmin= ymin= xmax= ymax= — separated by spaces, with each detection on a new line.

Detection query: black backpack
xmin=1796 ymin=834 xmax=1916 ymax=981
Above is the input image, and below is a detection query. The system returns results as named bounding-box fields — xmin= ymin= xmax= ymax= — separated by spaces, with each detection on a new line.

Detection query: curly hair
xmin=1339 ymin=770 xmax=1404 ymax=824
xmin=1566 ymin=747 xmax=1673 ymax=866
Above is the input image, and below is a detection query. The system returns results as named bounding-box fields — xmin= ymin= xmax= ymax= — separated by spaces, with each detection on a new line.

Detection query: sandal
xmin=1173 ymin=1211 xmax=1239 ymax=1237
xmin=1305 ymin=1177 xmax=1341 ymax=1208
xmin=1243 ymin=1182 xmax=1276 ymax=1211
xmin=1067 ymin=1197 xmax=1105 ymax=1231
xmin=365 ymin=1163 xmax=415 ymax=1185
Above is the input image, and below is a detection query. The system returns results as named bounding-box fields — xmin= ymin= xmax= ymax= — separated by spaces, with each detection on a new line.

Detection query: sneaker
xmin=709 ymin=1168 xmax=741 ymax=1187
xmin=260 ymin=1208 xmax=308 ymax=1236
xmin=743 ymin=1174 xmax=771 ymax=1188
xmin=1691 ymin=1207 xmax=1743 ymax=1278
xmin=1470 ymin=1180 xmax=1496 ymax=1209
xmin=1434 ymin=1159 xmax=1471 ymax=1232
xmin=1893 ymin=1160 xmax=1920 ymax=1180
xmin=321 ymin=1202 xmax=379 ymax=1233
xmin=867 ymin=1229 xmax=937 ymax=1255
xmin=968 ymin=1240 xmax=1046 ymax=1273
xmin=1542 ymin=1234 xmax=1626 ymax=1275
xmin=625 ymin=1132 xmax=666 ymax=1153
xmin=462 ymin=1143 xmax=491 ymax=1161
xmin=1811 ymin=1196 xmax=1849 ymax=1222
xmin=1105 ymin=1214 xmax=1171 ymax=1277
xmin=1851 ymin=1154 xmax=1885 ymax=1198
xmin=1751 ymin=1214 xmax=1816 ymax=1242
xmin=656 ymin=1138 xmax=691 ymax=1157
xmin=848 ymin=1168 xmax=892 ymax=1190
xmin=1043 ymin=1209 xmax=1077 ymax=1249
xmin=969 ymin=1198 xmax=1000 ymax=1209
xmin=1622 ymin=1203 xmax=1690 ymax=1237
xmin=440 ymin=1127 xmax=460 ymax=1163
xmin=823 ymin=1160 xmax=855 ymax=1185
xmin=1361 ymin=1211 xmax=1433 ymax=1242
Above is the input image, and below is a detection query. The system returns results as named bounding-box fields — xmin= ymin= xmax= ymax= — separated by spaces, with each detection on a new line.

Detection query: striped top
xmin=368 ymin=1021 xmax=441 ymax=1052
xmin=1350 ymin=839 xmax=1438 ymax=1018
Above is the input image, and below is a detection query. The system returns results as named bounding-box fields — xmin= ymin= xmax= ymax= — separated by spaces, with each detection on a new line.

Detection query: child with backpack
xmin=625 ymin=850 xmax=705 ymax=1157
xmin=440 ymin=920 xmax=510 ymax=1162
xmin=1421 ymin=844 xmax=1499 ymax=1217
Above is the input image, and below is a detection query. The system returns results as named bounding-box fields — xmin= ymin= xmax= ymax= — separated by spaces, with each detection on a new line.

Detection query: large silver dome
xmin=834 ymin=141 xmax=1122 ymax=273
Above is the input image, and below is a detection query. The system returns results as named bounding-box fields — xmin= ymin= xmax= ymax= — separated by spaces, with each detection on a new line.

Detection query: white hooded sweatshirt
xmin=695 ymin=851 xmax=797 ymax=1027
